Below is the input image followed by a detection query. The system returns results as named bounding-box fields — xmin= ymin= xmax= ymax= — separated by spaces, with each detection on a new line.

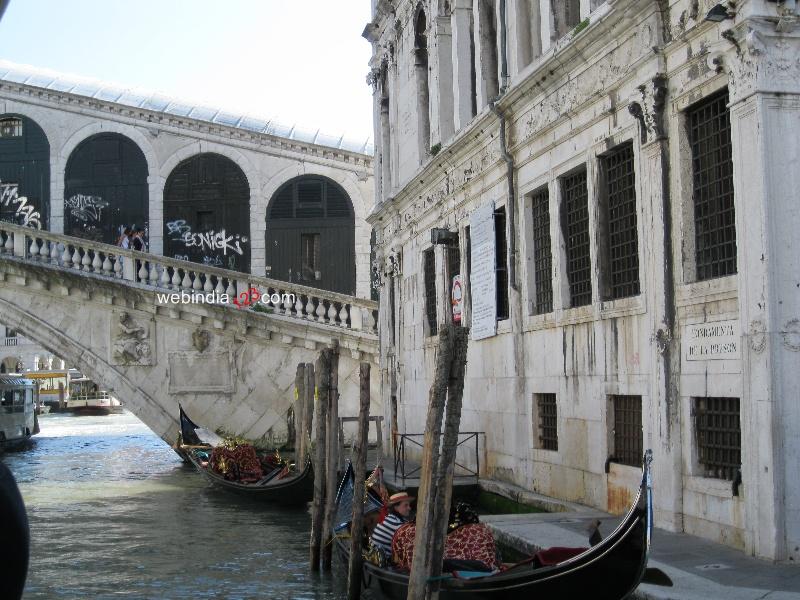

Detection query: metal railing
xmin=0 ymin=222 xmax=378 ymax=334
xmin=3 ymin=338 xmax=17 ymax=346
xmin=393 ymin=431 xmax=485 ymax=485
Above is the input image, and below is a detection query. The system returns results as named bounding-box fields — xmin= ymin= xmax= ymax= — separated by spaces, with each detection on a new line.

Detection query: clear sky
xmin=0 ymin=0 xmax=375 ymax=142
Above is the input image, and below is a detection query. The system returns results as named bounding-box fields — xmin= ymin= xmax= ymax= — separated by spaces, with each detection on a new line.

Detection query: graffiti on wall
xmin=166 ymin=219 xmax=248 ymax=257
xmin=0 ymin=181 xmax=42 ymax=229
xmin=65 ymin=194 xmax=109 ymax=223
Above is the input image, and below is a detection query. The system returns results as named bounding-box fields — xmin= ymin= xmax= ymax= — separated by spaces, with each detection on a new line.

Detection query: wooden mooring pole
xmin=304 ymin=362 xmax=315 ymax=462
xmin=295 ymin=363 xmax=306 ymax=465
xmin=310 ymin=348 xmax=331 ymax=571
xmin=321 ymin=339 xmax=341 ymax=571
xmin=347 ymin=362 xmax=371 ymax=600
xmin=406 ymin=325 xmax=469 ymax=600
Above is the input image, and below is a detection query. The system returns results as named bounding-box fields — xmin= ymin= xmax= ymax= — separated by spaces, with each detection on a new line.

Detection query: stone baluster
xmin=50 ymin=241 xmax=60 ymax=264
xmin=214 ymin=277 xmax=225 ymax=296
xmin=368 ymin=309 xmax=378 ymax=332
xmin=294 ymin=295 xmax=304 ymax=316
xmin=28 ymin=237 xmax=39 ymax=260
xmin=305 ymin=296 xmax=316 ymax=319
xmin=102 ymin=253 xmax=113 ymax=275
xmin=316 ymin=298 xmax=327 ymax=322
xmin=281 ymin=291 xmax=292 ymax=315
xmin=3 ymin=232 xmax=13 ymax=254
xmin=71 ymin=247 xmax=82 ymax=269
xmin=271 ymin=289 xmax=282 ymax=313
xmin=38 ymin=239 xmax=49 ymax=262
xmin=137 ymin=259 xmax=148 ymax=282
xmin=61 ymin=244 xmax=71 ymax=267
xmin=180 ymin=270 xmax=192 ymax=290
xmin=148 ymin=262 xmax=160 ymax=286
xmin=338 ymin=303 xmax=349 ymax=328
xmin=203 ymin=274 xmax=214 ymax=293
xmin=327 ymin=301 xmax=338 ymax=324
xmin=81 ymin=247 xmax=92 ymax=271
xmin=192 ymin=271 xmax=203 ymax=291
xmin=92 ymin=250 xmax=103 ymax=273
xmin=113 ymin=255 xmax=123 ymax=278
xmin=171 ymin=266 xmax=181 ymax=288
xmin=160 ymin=265 xmax=171 ymax=288
xmin=225 ymin=279 xmax=236 ymax=297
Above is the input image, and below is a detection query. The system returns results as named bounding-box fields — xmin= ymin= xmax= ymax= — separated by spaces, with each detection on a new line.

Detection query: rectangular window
xmin=301 ymin=233 xmax=321 ymax=281
xmin=611 ymin=395 xmax=643 ymax=467
xmin=447 ymin=242 xmax=462 ymax=326
xmin=535 ymin=393 xmax=558 ymax=451
xmin=531 ymin=188 xmax=553 ymax=314
xmin=689 ymin=90 xmax=736 ymax=281
xmin=423 ymin=248 xmax=437 ymax=336
xmin=695 ymin=397 xmax=741 ymax=481
xmin=0 ymin=118 xmax=22 ymax=138
xmin=495 ymin=207 xmax=509 ymax=320
xmin=561 ymin=169 xmax=592 ymax=307
xmin=603 ymin=143 xmax=640 ymax=299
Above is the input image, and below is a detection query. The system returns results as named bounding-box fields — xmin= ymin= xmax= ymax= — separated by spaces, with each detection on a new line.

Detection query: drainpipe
xmin=490 ymin=0 xmax=517 ymax=290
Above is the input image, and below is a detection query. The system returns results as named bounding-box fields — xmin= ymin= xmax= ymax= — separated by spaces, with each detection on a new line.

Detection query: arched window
xmin=0 ymin=114 xmax=50 ymax=230
xmin=163 ymin=153 xmax=250 ymax=272
xmin=64 ymin=133 xmax=148 ymax=244
xmin=265 ymin=176 xmax=355 ymax=295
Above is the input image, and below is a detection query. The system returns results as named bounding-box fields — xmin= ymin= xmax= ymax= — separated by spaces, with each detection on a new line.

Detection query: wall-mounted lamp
xmin=704 ymin=3 xmax=733 ymax=22
xmin=430 ymin=228 xmax=458 ymax=246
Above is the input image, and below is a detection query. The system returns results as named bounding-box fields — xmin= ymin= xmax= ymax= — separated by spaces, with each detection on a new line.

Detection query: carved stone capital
xmin=629 ymin=74 xmax=668 ymax=144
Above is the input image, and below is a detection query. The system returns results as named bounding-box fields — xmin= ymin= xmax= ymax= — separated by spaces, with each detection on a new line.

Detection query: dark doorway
xmin=163 ymin=153 xmax=251 ymax=272
xmin=0 ymin=114 xmax=50 ymax=230
xmin=64 ymin=133 xmax=148 ymax=244
xmin=265 ymin=176 xmax=355 ymax=295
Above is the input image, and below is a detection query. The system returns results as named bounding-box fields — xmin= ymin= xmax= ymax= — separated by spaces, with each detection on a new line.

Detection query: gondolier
xmin=370 ymin=491 xmax=413 ymax=557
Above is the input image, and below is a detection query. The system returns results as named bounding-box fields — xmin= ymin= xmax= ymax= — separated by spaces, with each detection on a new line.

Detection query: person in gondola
xmin=370 ymin=491 xmax=414 ymax=558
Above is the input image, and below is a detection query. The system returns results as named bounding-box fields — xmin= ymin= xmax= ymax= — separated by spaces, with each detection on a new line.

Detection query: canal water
xmin=3 ymin=411 xmax=359 ymax=600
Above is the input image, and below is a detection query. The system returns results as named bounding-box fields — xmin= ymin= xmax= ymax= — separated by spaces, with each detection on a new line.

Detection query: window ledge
xmin=599 ymin=294 xmax=646 ymax=320
xmin=557 ymin=304 xmax=597 ymax=327
xmin=496 ymin=319 xmax=512 ymax=335
xmin=684 ymin=474 xmax=742 ymax=499
xmin=523 ymin=311 xmax=558 ymax=332
xmin=676 ymin=275 xmax=738 ymax=308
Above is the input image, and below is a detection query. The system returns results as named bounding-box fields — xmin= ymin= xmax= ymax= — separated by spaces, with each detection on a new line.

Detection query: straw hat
xmin=388 ymin=491 xmax=414 ymax=505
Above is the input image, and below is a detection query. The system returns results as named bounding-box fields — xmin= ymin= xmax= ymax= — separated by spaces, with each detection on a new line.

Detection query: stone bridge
xmin=0 ymin=221 xmax=380 ymax=446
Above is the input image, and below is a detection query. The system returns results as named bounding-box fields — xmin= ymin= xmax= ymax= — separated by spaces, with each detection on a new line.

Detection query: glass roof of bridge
xmin=0 ymin=60 xmax=374 ymax=156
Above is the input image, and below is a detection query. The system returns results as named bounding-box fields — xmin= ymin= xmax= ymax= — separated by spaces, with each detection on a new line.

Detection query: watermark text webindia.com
xmin=156 ymin=288 xmax=295 ymax=309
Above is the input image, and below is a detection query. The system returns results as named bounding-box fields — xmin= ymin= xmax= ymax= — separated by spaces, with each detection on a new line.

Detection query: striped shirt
xmin=370 ymin=513 xmax=406 ymax=554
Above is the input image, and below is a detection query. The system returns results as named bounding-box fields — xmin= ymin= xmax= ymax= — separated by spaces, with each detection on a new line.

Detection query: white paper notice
xmin=469 ymin=201 xmax=497 ymax=340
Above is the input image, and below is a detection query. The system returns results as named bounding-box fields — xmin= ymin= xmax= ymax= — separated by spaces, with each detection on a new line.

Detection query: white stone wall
xmin=0 ymin=86 xmax=375 ymax=299
xmin=366 ymin=0 xmax=800 ymax=560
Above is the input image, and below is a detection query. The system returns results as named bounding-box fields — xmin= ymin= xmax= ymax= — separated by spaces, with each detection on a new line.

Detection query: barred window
xmin=561 ymin=169 xmax=592 ymax=307
xmin=423 ymin=248 xmax=437 ymax=336
xmin=611 ymin=395 xmax=643 ymax=467
xmin=535 ymin=393 xmax=558 ymax=451
xmin=688 ymin=90 xmax=737 ymax=281
xmin=695 ymin=397 xmax=741 ymax=481
xmin=531 ymin=188 xmax=553 ymax=314
xmin=447 ymin=241 xmax=462 ymax=327
xmin=603 ymin=143 xmax=640 ymax=299
xmin=0 ymin=118 xmax=23 ymax=138
xmin=495 ymin=207 xmax=509 ymax=320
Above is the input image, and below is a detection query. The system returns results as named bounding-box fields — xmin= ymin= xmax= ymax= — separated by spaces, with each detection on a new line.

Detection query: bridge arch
xmin=0 ymin=113 xmax=50 ymax=231
xmin=163 ymin=152 xmax=251 ymax=272
xmin=63 ymin=132 xmax=150 ymax=244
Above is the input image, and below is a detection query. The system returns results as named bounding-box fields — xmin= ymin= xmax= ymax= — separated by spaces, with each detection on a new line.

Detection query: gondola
xmin=178 ymin=405 xmax=314 ymax=504
xmin=333 ymin=450 xmax=659 ymax=599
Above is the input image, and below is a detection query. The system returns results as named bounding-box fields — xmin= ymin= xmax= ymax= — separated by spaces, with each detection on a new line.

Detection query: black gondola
xmin=334 ymin=450 xmax=657 ymax=600
xmin=178 ymin=405 xmax=314 ymax=504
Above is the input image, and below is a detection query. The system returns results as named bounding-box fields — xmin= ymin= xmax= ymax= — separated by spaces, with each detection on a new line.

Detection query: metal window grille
xmin=612 ymin=395 xmax=643 ymax=467
xmin=423 ymin=248 xmax=437 ymax=336
xmin=604 ymin=144 xmax=640 ymax=299
xmin=495 ymin=207 xmax=509 ymax=320
xmin=0 ymin=118 xmax=22 ymax=138
xmin=447 ymin=243 xmax=461 ymax=279
xmin=536 ymin=393 xmax=558 ymax=451
xmin=689 ymin=90 xmax=737 ymax=281
xmin=531 ymin=188 xmax=553 ymax=314
xmin=561 ymin=170 xmax=592 ymax=307
xmin=695 ymin=397 xmax=741 ymax=481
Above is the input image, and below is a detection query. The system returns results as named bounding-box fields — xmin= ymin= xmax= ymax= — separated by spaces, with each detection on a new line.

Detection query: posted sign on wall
xmin=684 ymin=319 xmax=741 ymax=361
xmin=469 ymin=201 xmax=496 ymax=340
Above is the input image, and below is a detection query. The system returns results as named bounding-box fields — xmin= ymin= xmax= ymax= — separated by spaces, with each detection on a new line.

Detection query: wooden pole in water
xmin=295 ymin=363 xmax=306 ymax=465
xmin=321 ymin=339 xmax=340 ymax=570
xmin=304 ymin=362 xmax=315 ymax=463
xmin=310 ymin=348 xmax=331 ymax=571
xmin=406 ymin=326 xmax=455 ymax=600
xmin=427 ymin=327 xmax=469 ymax=600
xmin=347 ymin=362 xmax=371 ymax=600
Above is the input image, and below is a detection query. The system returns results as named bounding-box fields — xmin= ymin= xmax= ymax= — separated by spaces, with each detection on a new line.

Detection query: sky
xmin=0 ymin=0 xmax=375 ymax=143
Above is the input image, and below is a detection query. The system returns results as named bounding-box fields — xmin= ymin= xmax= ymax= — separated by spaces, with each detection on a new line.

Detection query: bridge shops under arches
xmin=163 ymin=153 xmax=250 ymax=273
xmin=0 ymin=114 xmax=50 ymax=231
xmin=265 ymin=175 xmax=355 ymax=295
xmin=64 ymin=132 xmax=149 ymax=245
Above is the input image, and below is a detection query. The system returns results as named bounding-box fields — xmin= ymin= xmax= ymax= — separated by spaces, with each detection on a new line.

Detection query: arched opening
xmin=64 ymin=133 xmax=149 ymax=244
xmin=414 ymin=6 xmax=431 ymax=162
xmin=265 ymin=176 xmax=355 ymax=295
xmin=0 ymin=114 xmax=50 ymax=230
xmin=163 ymin=153 xmax=251 ymax=272
xmin=0 ymin=356 xmax=21 ymax=374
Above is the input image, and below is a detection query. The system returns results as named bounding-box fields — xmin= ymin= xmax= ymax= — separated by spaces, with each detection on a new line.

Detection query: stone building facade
xmin=364 ymin=0 xmax=800 ymax=560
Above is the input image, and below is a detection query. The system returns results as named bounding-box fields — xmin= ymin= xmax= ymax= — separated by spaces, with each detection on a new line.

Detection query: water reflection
xmin=3 ymin=412 xmax=351 ymax=599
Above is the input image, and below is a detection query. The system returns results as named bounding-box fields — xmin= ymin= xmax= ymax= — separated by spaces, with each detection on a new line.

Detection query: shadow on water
xmin=1 ymin=412 xmax=374 ymax=600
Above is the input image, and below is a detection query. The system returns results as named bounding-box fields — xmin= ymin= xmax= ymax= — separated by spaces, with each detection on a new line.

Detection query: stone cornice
xmin=0 ymin=81 xmax=373 ymax=172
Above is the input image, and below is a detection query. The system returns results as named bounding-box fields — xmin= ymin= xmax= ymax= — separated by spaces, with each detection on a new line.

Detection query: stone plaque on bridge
xmin=684 ymin=319 xmax=741 ymax=361
xmin=168 ymin=351 xmax=234 ymax=394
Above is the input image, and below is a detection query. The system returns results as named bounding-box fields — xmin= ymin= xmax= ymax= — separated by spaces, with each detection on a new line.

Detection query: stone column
xmin=431 ymin=15 xmax=455 ymax=145
xmin=725 ymin=16 xmax=800 ymax=562
xmin=473 ymin=0 xmax=499 ymax=110
xmin=451 ymin=0 xmax=475 ymax=131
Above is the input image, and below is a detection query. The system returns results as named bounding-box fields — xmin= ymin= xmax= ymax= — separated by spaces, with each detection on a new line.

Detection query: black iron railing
xmin=393 ymin=431 xmax=485 ymax=485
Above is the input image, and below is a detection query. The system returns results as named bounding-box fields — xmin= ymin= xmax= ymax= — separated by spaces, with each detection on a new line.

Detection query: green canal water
xmin=2 ymin=412 xmax=367 ymax=600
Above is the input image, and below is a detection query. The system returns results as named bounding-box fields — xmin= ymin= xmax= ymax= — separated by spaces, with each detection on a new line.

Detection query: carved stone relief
xmin=111 ymin=311 xmax=154 ymax=366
